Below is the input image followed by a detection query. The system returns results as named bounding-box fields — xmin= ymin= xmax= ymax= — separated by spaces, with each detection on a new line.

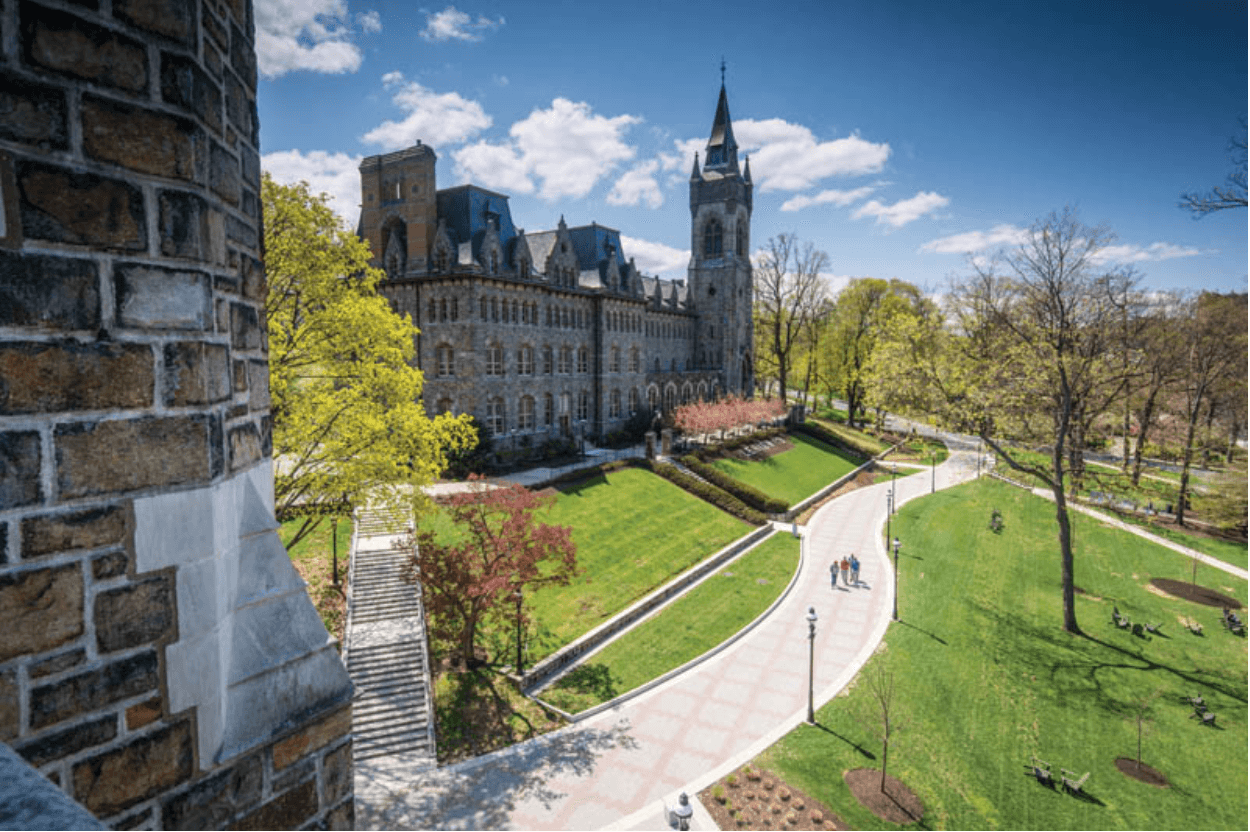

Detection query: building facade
xmin=359 ymin=85 xmax=755 ymax=448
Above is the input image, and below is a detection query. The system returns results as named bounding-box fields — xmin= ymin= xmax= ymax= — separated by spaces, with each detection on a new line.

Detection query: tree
xmin=1125 ymin=295 xmax=1186 ymax=486
xmin=950 ymin=208 xmax=1135 ymax=635
xmin=864 ymin=661 xmax=907 ymax=794
xmin=753 ymin=234 xmax=829 ymax=402
xmin=1180 ymin=127 xmax=1247 ymax=215
xmin=407 ymin=477 xmax=577 ymax=667
xmin=264 ymin=175 xmax=475 ymax=550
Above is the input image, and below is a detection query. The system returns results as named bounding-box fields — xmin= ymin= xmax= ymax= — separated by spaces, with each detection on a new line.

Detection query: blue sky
xmin=257 ymin=0 xmax=1248 ymax=295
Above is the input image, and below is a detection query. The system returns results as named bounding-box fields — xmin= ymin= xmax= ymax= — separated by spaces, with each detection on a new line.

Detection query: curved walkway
xmin=354 ymin=439 xmax=984 ymax=830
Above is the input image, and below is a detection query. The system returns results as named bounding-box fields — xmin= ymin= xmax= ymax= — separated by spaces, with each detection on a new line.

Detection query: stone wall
xmin=1 ymin=0 xmax=353 ymax=828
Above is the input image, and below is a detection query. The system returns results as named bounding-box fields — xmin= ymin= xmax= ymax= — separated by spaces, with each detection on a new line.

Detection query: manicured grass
xmin=755 ymin=477 xmax=1247 ymax=830
xmin=432 ymin=668 xmax=564 ymax=764
xmin=709 ymin=433 xmax=861 ymax=506
xmin=809 ymin=416 xmax=892 ymax=457
xmin=540 ymin=532 xmax=800 ymax=713
xmin=281 ymin=516 xmax=353 ymax=641
xmin=1106 ymin=510 xmax=1248 ymax=571
xmin=888 ymin=435 xmax=950 ymax=465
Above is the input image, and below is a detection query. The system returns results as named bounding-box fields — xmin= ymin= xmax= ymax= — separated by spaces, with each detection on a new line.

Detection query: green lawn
xmin=281 ymin=516 xmax=353 ymax=640
xmin=810 ymin=416 xmax=892 ymax=457
xmin=1106 ymin=510 xmax=1248 ymax=571
xmin=539 ymin=532 xmax=800 ymax=713
xmin=709 ymin=433 xmax=862 ymax=506
xmin=755 ymin=477 xmax=1248 ymax=830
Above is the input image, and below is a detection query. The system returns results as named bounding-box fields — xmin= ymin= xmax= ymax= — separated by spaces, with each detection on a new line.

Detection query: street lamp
xmin=892 ymin=537 xmax=901 ymax=621
xmin=673 ymin=792 xmax=693 ymax=831
xmin=806 ymin=606 xmax=818 ymax=723
xmin=513 ymin=589 xmax=524 ymax=674
xmin=930 ymin=449 xmax=937 ymax=494
xmin=886 ymin=487 xmax=893 ymax=543
xmin=891 ymin=463 xmax=898 ymax=513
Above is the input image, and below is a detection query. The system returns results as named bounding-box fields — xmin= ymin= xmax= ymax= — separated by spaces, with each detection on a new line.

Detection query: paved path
xmin=355 ymin=439 xmax=984 ymax=830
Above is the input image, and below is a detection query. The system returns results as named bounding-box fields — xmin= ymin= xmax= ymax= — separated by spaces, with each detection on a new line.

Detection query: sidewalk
xmin=355 ymin=440 xmax=983 ymax=830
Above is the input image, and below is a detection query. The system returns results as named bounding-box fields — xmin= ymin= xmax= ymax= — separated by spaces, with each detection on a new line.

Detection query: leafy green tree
xmin=264 ymin=174 xmax=475 ymax=550
xmin=753 ymin=234 xmax=829 ymax=401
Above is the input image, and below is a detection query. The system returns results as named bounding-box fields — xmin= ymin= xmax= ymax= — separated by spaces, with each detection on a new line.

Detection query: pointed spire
xmin=743 ymin=154 xmax=752 ymax=183
xmin=690 ymin=152 xmax=701 ymax=180
xmin=704 ymin=83 xmax=739 ymax=173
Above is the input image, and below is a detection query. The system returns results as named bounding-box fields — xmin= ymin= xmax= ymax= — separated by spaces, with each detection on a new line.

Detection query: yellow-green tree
xmin=263 ymin=174 xmax=475 ymax=550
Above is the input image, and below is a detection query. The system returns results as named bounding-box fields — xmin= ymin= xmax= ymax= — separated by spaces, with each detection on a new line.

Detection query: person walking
xmin=850 ymin=553 xmax=860 ymax=586
xmin=840 ymin=556 xmax=850 ymax=587
xmin=830 ymin=560 xmax=838 ymax=588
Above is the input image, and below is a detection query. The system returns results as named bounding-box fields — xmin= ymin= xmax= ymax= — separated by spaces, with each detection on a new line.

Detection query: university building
xmin=357 ymin=85 xmax=756 ymax=448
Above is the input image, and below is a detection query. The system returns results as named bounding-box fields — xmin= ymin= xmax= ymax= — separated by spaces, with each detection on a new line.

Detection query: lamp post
xmin=886 ymin=487 xmax=893 ymax=543
xmin=673 ymin=792 xmax=693 ymax=831
xmin=977 ymin=438 xmax=983 ymax=478
xmin=931 ymin=449 xmax=937 ymax=494
xmin=892 ymin=537 xmax=901 ymax=621
xmin=806 ymin=606 xmax=818 ymax=724
xmin=513 ymin=589 xmax=524 ymax=674
xmin=891 ymin=463 xmax=898 ymax=513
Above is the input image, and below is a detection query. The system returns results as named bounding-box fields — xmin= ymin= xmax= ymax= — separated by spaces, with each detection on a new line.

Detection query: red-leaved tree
xmin=405 ymin=476 xmax=577 ymax=667
xmin=673 ymin=396 xmax=787 ymax=440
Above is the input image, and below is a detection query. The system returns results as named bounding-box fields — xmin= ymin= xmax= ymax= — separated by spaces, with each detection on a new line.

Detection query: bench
xmin=1060 ymin=769 xmax=1090 ymax=795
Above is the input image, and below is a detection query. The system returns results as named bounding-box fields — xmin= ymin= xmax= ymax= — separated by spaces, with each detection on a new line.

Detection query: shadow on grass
xmin=897 ymin=619 xmax=948 ymax=646
xmin=558 ymin=472 xmax=611 ymax=497
xmin=813 ymin=723 xmax=877 ymax=759
xmin=552 ymin=662 xmax=619 ymax=702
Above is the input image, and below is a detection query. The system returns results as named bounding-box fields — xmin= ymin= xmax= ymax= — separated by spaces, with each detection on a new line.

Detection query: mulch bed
xmin=699 ymin=766 xmax=847 ymax=830
xmin=1149 ymin=578 xmax=1243 ymax=609
xmin=1115 ymin=757 xmax=1170 ymax=788
xmin=845 ymin=768 xmax=925 ymax=825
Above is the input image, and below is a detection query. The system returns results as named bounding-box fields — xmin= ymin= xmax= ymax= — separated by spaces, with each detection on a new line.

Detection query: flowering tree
xmin=406 ymin=477 xmax=577 ymax=668
xmin=673 ymin=396 xmax=787 ymax=440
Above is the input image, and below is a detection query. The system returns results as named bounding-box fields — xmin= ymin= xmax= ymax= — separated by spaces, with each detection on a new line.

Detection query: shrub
xmin=793 ymin=420 xmax=874 ymax=460
xmin=648 ymin=460 xmax=768 ymax=525
xmin=681 ymin=454 xmax=790 ymax=513
xmin=746 ymin=767 xmax=761 ymax=781
xmin=786 ymin=811 xmax=798 ymax=825
xmin=811 ymin=810 xmax=824 ymax=824
xmin=778 ymin=787 xmax=790 ymax=801
xmin=726 ymin=774 xmax=738 ymax=787
xmin=763 ymin=779 xmax=774 ymax=791
xmin=713 ymin=785 xmax=725 ymax=803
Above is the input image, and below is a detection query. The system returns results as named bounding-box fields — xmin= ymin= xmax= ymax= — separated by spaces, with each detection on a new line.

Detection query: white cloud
xmin=262 ymin=149 xmax=364 ymax=225
xmin=735 ymin=120 xmax=890 ymax=192
xmin=852 ymin=191 xmax=949 ymax=228
xmin=621 ymin=235 xmax=690 ymax=279
xmin=255 ymin=0 xmax=374 ymax=78
xmin=920 ymin=223 xmax=1029 ymax=254
xmin=780 ymin=186 xmax=876 ymax=212
xmin=421 ymin=6 xmax=504 ymax=42
xmin=608 ymin=160 xmax=663 ymax=209
xmin=453 ymin=98 xmax=640 ymax=200
xmin=361 ymin=81 xmax=492 ymax=149
xmin=1093 ymin=242 xmax=1205 ymax=264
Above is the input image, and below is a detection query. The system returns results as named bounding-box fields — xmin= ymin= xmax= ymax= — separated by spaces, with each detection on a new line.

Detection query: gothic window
xmin=485 ymin=397 xmax=504 ymax=437
xmin=427 ymin=299 xmax=436 ymax=322
xmin=558 ymin=346 xmax=572 ymax=374
xmin=512 ymin=300 xmax=519 ymax=323
xmin=609 ymin=347 xmax=620 ymax=373
xmin=434 ymin=249 xmax=449 ymax=273
xmin=609 ymin=389 xmax=621 ymax=418
xmin=480 ymin=297 xmax=487 ymax=320
xmin=628 ymin=387 xmax=639 ymax=415
xmin=542 ymin=345 xmax=553 ymax=374
xmin=703 ymin=218 xmax=723 ymax=256
xmin=577 ymin=391 xmax=589 ymax=421
xmin=451 ymin=298 xmax=458 ymax=321
xmin=436 ymin=397 xmax=454 ymax=414
xmin=544 ymin=393 xmax=554 ymax=426
xmin=439 ymin=299 xmax=447 ymax=322
xmin=518 ymin=396 xmax=536 ymax=430
xmin=491 ymin=298 xmax=499 ymax=322
xmin=485 ymin=344 xmax=504 ymax=376
xmin=629 ymin=347 xmax=640 ymax=373
xmin=682 ymin=382 xmax=693 ymax=404
xmin=647 ymin=385 xmax=659 ymax=411
xmin=546 ymin=306 xmax=552 ymax=326
xmin=436 ymin=344 xmax=454 ymax=377
xmin=577 ymin=347 xmax=588 ymax=374
xmin=518 ymin=345 xmax=534 ymax=376
xmin=664 ymin=384 xmax=677 ymax=412
xmin=491 ymin=251 xmax=500 ymax=273
xmin=520 ymin=260 xmax=530 ymax=279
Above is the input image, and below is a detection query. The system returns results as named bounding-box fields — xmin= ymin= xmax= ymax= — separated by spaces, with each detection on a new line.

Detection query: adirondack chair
xmin=1027 ymin=756 xmax=1053 ymax=787
xmin=1060 ymin=768 xmax=1090 ymax=795
xmin=1144 ymin=622 xmax=1162 ymax=636
xmin=1187 ymin=620 xmax=1204 ymax=636
xmin=1187 ymin=695 xmax=1205 ymax=709
xmin=1189 ymin=708 xmax=1217 ymax=727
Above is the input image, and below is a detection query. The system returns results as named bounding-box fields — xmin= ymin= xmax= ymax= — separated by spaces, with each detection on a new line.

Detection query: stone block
xmin=227 ymin=423 xmax=261 ymax=472
xmin=161 ymin=752 xmax=261 ymax=830
xmin=17 ymin=714 xmax=117 ymax=767
xmin=271 ymin=707 xmax=350 ymax=771
xmin=239 ymin=145 xmax=259 ymax=190
xmin=229 ymin=302 xmax=261 ymax=351
xmin=0 ymin=430 xmax=43 ymax=509
xmin=163 ymin=341 xmax=231 ymax=406
xmin=29 ymin=650 xmax=158 ymax=730
xmin=226 ymin=778 xmax=315 ymax=831
xmin=246 ymin=361 xmax=269 ymax=411
xmin=227 ymin=21 xmax=256 ymax=89
xmin=115 ymin=262 xmax=212 ymax=331
xmin=91 ymin=550 xmax=129 ymax=580
xmin=232 ymin=529 xmax=300 ymax=609
xmin=72 ymin=719 xmax=193 ymax=818
xmin=270 ymin=755 xmax=314 ymax=796
xmin=0 ymin=250 xmax=100 ymax=331
xmin=323 ymin=797 xmax=354 ymax=831
xmin=209 ymin=141 xmax=240 ymax=205
xmin=239 ymin=255 xmax=264 ymax=303
xmin=20 ymin=1 xmax=148 ymax=94
xmin=322 ymin=740 xmax=352 ymax=806
xmin=171 ymin=554 xmax=222 ymax=640
xmin=17 ymin=161 xmax=147 ymax=252
xmin=124 ymin=697 xmax=161 ymax=730
xmin=0 ymin=668 xmax=17 ymax=742
xmin=0 ymin=71 xmax=68 ymax=150
xmin=55 ymin=416 xmax=212 ymax=499
xmin=132 ymin=474 xmax=215 ymax=572
xmin=22 ymin=505 xmax=129 ymax=559
xmin=203 ymin=41 xmax=223 ymax=80
xmin=164 ymin=629 xmax=224 ymax=767
xmin=0 ymin=563 xmax=83 ymax=663
xmin=225 ymin=213 xmax=257 ymax=251
xmin=202 ymin=4 xmax=228 ymax=51
xmin=94 ymin=574 xmax=175 ymax=653
xmin=232 ymin=359 xmax=247 ymax=393
xmin=111 ymin=807 xmax=152 ymax=830
xmin=158 ymin=189 xmax=211 ymax=260
xmin=222 ymin=72 xmax=256 ymax=148
xmin=113 ymin=0 xmax=197 ymax=48
xmin=161 ymin=51 xmax=223 ymax=136
xmin=0 ymin=341 xmax=154 ymax=415
xmin=82 ymin=95 xmax=201 ymax=182
xmin=29 ymin=648 xmax=86 ymax=679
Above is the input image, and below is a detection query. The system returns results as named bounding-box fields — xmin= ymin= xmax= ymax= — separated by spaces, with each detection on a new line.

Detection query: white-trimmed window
xmin=609 ymin=389 xmax=621 ymax=418
xmin=485 ymin=344 xmax=504 ymax=376
xmin=436 ymin=344 xmax=454 ymax=377
xmin=485 ymin=397 xmax=504 ymax=437
xmin=628 ymin=388 xmax=639 ymax=415
xmin=577 ymin=347 xmax=588 ymax=374
xmin=558 ymin=346 xmax=572 ymax=374
xmin=609 ymin=347 xmax=620 ymax=373
xmin=577 ymin=390 xmax=589 ymax=421
xmin=518 ymin=345 xmax=534 ymax=376
xmin=629 ymin=347 xmax=640 ymax=373
xmin=519 ymin=396 xmax=536 ymax=430
xmin=544 ymin=393 xmax=554 ymax=426
xmin=542 ymin=345 xmax=553 ymax=374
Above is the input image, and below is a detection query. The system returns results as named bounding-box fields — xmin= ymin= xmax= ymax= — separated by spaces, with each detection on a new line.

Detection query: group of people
xmin=830 ymin=554 xmax=861 ymax=588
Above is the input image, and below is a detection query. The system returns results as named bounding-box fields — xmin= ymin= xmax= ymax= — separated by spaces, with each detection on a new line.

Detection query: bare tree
xmin=1180 ymin=128 xmax=1247 ymax=216
xmin=950 ymin=208 xmax=1136 ymax=635
xmin=753 ymin=234 xmax=829 ymax=402
xmin=1126 ymin=295 xmax=1186 ymax=486
xmin=865 ymin=661 xmax=907 ymax=794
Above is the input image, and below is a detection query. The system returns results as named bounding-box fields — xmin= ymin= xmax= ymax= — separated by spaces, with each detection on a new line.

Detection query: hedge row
xmin=792 ymin=421 xmax=873 ymax=460
xmin=646 ymin=460 xmax=769 ymax=526
xmin=679 ymin=455 xmax=789 ymax=514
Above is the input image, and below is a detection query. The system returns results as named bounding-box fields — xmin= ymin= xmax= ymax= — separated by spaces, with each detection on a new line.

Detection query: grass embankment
xmin=809 ymin=416 xmax=892 ymax=457
xmin=282 ymin=516 xmax=353 ymax=642
xmin=540 ymin=533 xmax=800 ymax=713
xmin=755 ymin=477 xmax=1248 ymax=830
xmin=709 ymin=433 xmax=861 ymax=507
xmin=887 ymin=435 xmax=950 ymax=465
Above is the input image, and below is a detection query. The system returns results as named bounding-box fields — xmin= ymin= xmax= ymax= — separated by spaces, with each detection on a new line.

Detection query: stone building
xmin=358 ymin=85 xmax=756 ymax=451
xmin=1 ymin=0 xmax=353 ymax=828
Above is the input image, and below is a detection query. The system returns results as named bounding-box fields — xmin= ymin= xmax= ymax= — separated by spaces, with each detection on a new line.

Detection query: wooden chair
xmin=1060 ymin=769 xmax=1090 ymax=795
xmin=1187 ymin=695 xmax=1205 ymax=709
xmin=1144 ymin=622 xmax=1162 ymax=636
xmin=1189 ymin=707 xmax=1217 ymax=727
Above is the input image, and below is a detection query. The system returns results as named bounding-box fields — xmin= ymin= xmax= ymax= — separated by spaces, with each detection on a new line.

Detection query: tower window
xmin=704 ymin=219 xmax=722 ymax=256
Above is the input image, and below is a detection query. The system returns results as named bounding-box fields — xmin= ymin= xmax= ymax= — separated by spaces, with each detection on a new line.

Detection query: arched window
xmin=609 ymin=347 xmax=620 ymax=373
xmin=439 ymin=299 xmax=448 ymax=322
xmin=628 ymin=387 xmax=639 ymax=415
xmin=543 ymin=393 xmax=554 ymax=426
xmin=518 ymin=396 xmax=535 ymax=430
xmin=559 ymin=346 xmax=572 ymax=374
xmin=427 ymin=298 xmax=437 ymax=322
xmin=491 ymin=298 xmax=499 ymax=321
xmin=480 ymin=297 xmax=487 ymax=320
xmin=486 ymin=344 xmax=504 ymax=376
xmin=542 ymin=345 xmax=553 ymax=374
xmin=518 ymin=346 xmax=534 ymax=376
xmin=630 ymin=347 xmax=640 ymax=373
xmin=577 ymin=390 xmax=589 ymax=421
xmin=664 ymin=384 xmax=677 ymax=412
xmin=485 ymin=397 xmax=504 ymax=436
xmin=647 ymin=385 xmax=659 ymax=411
xmin=609 ymin=389 xmax=622 ymax=418
xmin=512 ymin=299 xmax=519 ymax=323
xmin=703 ymin=218 xmax=723 ymax=256
xmin=451 ymin=298 xmax=458 ymax=321
xmin=434 ymin=249 xmax=448 ymax=273
xmin=436 ymin=344 xmax=454 ymax=377
xmin=577 ymin=347 xmax=588 ymax=374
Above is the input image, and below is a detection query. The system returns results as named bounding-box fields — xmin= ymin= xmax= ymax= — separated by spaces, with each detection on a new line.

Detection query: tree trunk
xmin=1177 ymin=404 xmax=1201 ymax=527
xmin=880 ymin=737 xmax=889 ymax=793
xmin=1054 ymin=384 xmax=1081 ymax=635
xmin=1131 ymin=390 xmax=1159 ymax=486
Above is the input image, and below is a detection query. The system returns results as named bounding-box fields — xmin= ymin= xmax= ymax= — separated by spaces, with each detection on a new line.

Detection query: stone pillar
xmin=645 ymin=431 xmax=657 ymax=459
xmin=661 ymin=428 xmax=673 ymax=456
xmin=0 ymin=1 xmax=352 ymax=829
